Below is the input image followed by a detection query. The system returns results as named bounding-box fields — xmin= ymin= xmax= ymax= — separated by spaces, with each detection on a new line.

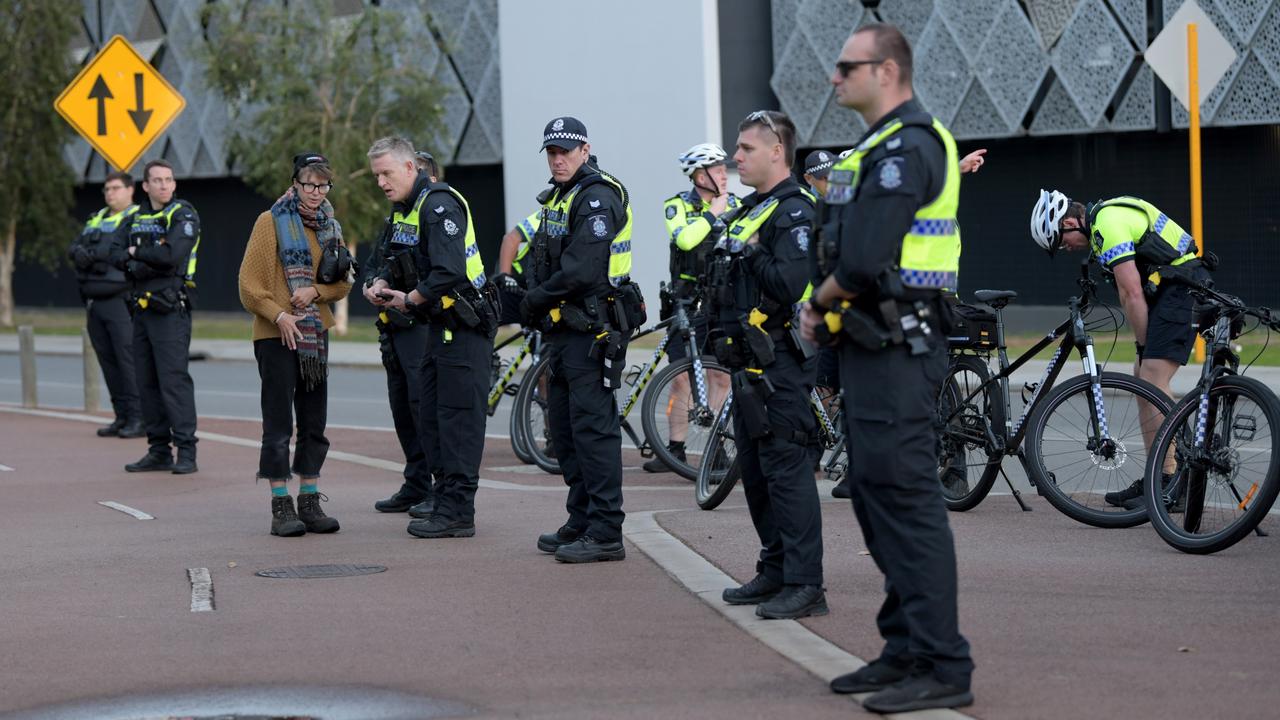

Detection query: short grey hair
xmin=367 ymin=136 xmax=416 ymax=163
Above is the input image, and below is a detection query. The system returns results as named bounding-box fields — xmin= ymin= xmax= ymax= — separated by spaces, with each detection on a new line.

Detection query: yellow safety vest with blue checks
xmin=540 ymin=171 xmax=632 ymax=285
xmin=722 ymin=186 xmax=817 ymax=305
xmin=85 ymin=204 xmax=139 ymax=235
xmin=1087 ymin=197 xmax=1198 ymax=273
xmin=826 ymin=115 xmax=961 ymax=294
xmin=512 ymin=210 xmax=540 ymax=275
xmin=131 ymin=200 xmax=199 ymax=286
xmin=393 ymin=184 xmax=486 ymax=290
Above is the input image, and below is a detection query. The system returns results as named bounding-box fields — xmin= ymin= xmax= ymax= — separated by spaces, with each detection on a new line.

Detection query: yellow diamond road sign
xmin=54 ymin=35 xmax=185 ymax=172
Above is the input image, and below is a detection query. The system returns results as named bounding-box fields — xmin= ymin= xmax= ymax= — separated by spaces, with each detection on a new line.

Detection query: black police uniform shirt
xmin=523 ymin=163 xmax=625 ymax=313
xmin=378 ymin=172 xmax=433 ymax=292
xmin=720 ymin=176 xmax=814 ymax=325
xmin=831 ymin=98 xmax=947 ymax=310
xmin=127 ymin=200 xmax=200 ymax=293
xmin=411 ymin=181 xmax=472 ymax=308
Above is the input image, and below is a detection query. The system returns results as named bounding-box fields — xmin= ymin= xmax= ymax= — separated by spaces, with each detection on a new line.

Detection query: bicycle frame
xmin=487 ymin=329 xmax=541 ymax=415
xmin=617 ymin=301 xmax=709 ymax=451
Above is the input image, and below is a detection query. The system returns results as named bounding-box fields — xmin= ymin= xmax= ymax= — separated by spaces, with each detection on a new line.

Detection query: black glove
xmin=494 ymin=272 xmax=522 ymax=295
xmin=70 ymin=245 xmax=93 ymax=270
xmin=518 ymin=296 xmax=536 ymax=326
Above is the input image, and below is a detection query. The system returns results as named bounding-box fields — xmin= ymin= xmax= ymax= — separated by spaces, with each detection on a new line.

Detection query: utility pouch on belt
xmin=732 ymin=369 xmax=775 ymax=440
xmin=442 ymin=292 xmax=481 ymax=329
xmin=382 ymin=308 xmax=415 ymax=329
xmin=392 ymin=253 xmax=418 ymax=290
xmin=840 ymin=305 xmax=891 ymax=351
xmin=589 ymin=330 xmax=626 ymax=389
xmin=558 ymin=303 xmax=597 ymax=333
xmin=789 ymin=326 xmax=817 ymax=361
xmin=616 ymin=281 xmax=647 ymax=333
xmin=741 ymin=309 xmax=776 ymax=367
xmin=713 ymin=336 xmax=748 ymax=367
xmin=658 ymin=282 xmax=675 ymax=321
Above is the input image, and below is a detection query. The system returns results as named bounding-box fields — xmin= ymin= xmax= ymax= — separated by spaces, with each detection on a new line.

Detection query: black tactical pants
xmin=840 ymin=340 xmax=974 ymax=689
xmin=418 ymin=324 xmax=490 ymax=523
xmin=545 ymin=329 xmax=626 ymax=542
xmin=133 ymin=305 xmax=197 ymax=457
xmin=732 ymin=349 xmax=824 ymax=586
xmin=86 ymin=294 xmax=139 ymax=422
xmin=254 ymin=337 xmax=329 ymax=480
xmin=380 ymin=323 xmax=434 ymax=499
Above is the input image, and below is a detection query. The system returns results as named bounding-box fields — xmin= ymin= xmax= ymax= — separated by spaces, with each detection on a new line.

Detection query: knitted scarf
xmin=271 ymin=187 xmax=342 ymax=390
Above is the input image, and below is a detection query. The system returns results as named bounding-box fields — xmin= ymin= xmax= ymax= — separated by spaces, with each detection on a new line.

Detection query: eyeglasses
xmin=296 ymin=180 xmax=333 ymax=194
xmin=747 ymin=110 xmax=781 ymax=141
xmin=835 ymin=58 xmax=885 ymax=77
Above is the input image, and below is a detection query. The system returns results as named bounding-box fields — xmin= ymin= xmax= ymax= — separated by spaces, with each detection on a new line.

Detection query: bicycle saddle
xmin=973 ymin=289 xmax=1018 ymax=309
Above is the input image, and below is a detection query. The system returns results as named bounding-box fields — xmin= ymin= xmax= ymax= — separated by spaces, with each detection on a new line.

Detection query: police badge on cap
xmin=542 ymin=116 xmax=588 ymax=151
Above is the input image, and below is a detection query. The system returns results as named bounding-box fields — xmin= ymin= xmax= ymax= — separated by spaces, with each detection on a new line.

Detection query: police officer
xmin=642 ymin=143 xmax=739 ymax=473
xmin=371 ymin=152 xmax=439 ymax=516
xmin=119 ymin=159 xmax=200 ymax=475
xmin=367 ymin=137 xmax=496 ymax=538
xmin=801 ymin=24 xmax=973 ymax=713
xmin=1031 ymin=190 xmax=1210 ymax=509
xmin=521 ymin=116 xmax=639 ymax=563
xmin=69 ymin=170 xmax=141 ymax=438
xmin=706 ymin=110 xmax=825 ymax=619
xmin=493 ymin=209 xmax=541 ymax=327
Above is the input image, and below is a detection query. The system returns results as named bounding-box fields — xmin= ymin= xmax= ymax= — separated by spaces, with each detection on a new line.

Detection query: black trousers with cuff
xmin=254 ymin=337 xmax=330 ymax=480
xmin=417 ymin=323 xmax=491 ymax=523
xmin=380 ymin=323 xmax=435 ymax=500
xmin=133 ymin=305 xmax=197 ymax=458
xmin=86 ymin=293 xmax=140 ymax=422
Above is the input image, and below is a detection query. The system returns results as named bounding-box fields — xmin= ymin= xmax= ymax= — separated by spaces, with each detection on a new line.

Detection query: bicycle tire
xmin=640 ymin=355 xmax=732 ymax=481
xmin=513 ymin=355 xmax=560 ymax=474
xmin=1024 ymin=371 xmax=1173 ymax=528
xmin=1145 ymin=375 xmax=1280 ymax=554
xmin=936 ymin=354 xmax=1004 ymax=511
xmin=509 ymin=384 xmax=535 ymax=465
xmin=695 ymin=395 xmax=740 ymax=510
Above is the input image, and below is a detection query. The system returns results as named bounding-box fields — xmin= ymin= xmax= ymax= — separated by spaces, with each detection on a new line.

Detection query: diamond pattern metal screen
xmin=773 ymin=0 xmax=1280 ymax=148
xmin=67 ymin=0 xmax=504 ymax=180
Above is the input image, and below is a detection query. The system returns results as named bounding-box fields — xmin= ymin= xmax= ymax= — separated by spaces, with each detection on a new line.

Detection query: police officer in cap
xmin=371 ymin=152 xmax=441 ymax=516
xmin=367 ymin=136 xmax=496 ymax=538
xmin=709 ymin=110 xmax=826 ymax=619
xmin=801 ymin=23 xmax=974 ymax=713
xmin=521 ymin=116 xmax=638 ymax=563
xmin=70 ymin=170 xmax=142 ymax=438
xmin=119 ymin=159 xmax=200 ymax=475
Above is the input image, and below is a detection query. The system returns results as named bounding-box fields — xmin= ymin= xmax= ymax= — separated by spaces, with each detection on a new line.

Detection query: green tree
xmin=0 ymin=0 xmax=80 ymax=327
xmin=201 ymin=1 xmax=449 ymax=331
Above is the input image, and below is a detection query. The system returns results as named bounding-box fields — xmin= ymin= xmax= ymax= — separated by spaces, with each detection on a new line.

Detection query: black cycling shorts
xmin=667 ymin=313 xmax=710 ymax=362
xmin=1144 ymin=267 xmax=1211 ymax=365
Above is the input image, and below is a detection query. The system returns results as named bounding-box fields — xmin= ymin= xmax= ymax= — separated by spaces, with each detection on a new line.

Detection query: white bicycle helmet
xmin=677 ymin=143 xmax=727 ymax=177
xmin=1031 ymin=189 xmax=1070 ymax=255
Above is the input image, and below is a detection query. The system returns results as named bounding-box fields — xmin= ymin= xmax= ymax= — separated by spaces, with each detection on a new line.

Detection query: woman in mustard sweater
xmin=238 ymin=152 xmax=353 ymax=537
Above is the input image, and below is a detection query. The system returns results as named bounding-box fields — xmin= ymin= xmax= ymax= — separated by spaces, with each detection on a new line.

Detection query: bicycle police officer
xmin=371 ymin=151 xmax=440 ymax=517
xmin=1030 ymin=190 xmax=1212 ymax=509
xmin=70 ymin=170 xmax=141 ymax=439
xmin=802 ymin=24 xmax=974 ymax=713
xmin=119 ymin=159 xmax=200 ymax=475
xmin=521 ymin=116 xmax=642 ymax=563
xmin=367 ymin=137 xmax=496 ymax=538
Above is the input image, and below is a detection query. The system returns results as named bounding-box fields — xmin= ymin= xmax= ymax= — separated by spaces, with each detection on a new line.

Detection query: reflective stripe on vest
xmin=85 ymin=204 xmax=139 ymax=235
xmin=392 ymin=185 xmax=486 ymax=289
xmin=542 ymin=171 xmax=633 ymax=286
xmin=132 ymin=201 xmax=199 ymax=282
xmin=1091 ymin=197 xmax=1198 ymax=267
xmin=512 ymin=211 xmax=539 ymax=275
xmin=827 ymin=116 xmax=961 ymax=293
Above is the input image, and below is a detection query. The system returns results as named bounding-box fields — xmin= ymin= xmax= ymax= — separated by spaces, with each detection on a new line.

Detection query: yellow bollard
xmin=1188 ymin=23 xmax=1206 ymax=363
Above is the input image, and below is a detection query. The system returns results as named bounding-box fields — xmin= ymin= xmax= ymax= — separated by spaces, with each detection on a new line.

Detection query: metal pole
xmin=1189 ymin=23 xmax=1206 ymax=363
xmin=18 ymin=325 xmax=36 ymax=408
xmin=82 ymin=327 xmax=100 ymax=413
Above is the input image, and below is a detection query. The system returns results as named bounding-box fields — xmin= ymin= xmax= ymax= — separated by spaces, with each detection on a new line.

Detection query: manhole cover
xmin=255 ymin=564 xmax=386 ymax=579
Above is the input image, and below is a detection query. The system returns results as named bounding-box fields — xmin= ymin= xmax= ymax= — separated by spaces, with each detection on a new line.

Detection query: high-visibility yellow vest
xmin=512 ymin=210 xmax=540 ymax=275
xmin=84 ymin=204 xmax=138 ymax=235
xmin=540 ymin=170 xmax=632 ymax=285
xmin=826 ymin=115 xmax=961 ymax=294
xmin=131 ymin=200 xmax=199 ymax=285
xmin=1088 ymin=196 xmax=1198 ymax=272
xmin=723 ymin=185 xmax=816 ymax=304
xmin=392 ymin=183 xmax=486 ymax=290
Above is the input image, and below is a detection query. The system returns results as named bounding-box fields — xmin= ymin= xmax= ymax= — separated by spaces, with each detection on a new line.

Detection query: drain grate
xmin=255 ymin=564 xmax=387 ymax=579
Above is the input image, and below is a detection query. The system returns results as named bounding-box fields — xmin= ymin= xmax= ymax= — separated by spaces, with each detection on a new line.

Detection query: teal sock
xmin=300 ymin=483 xmax=318 ymax=495
xmin=271 ymin=486 xmax=289 ymax=497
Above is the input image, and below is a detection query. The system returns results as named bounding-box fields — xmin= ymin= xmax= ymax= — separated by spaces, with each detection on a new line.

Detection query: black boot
xmin=116 ymin=418 xmax=144 ymax=438
xmin=862 ymin=675 xmax=973 ymax=713
xmin=642 ymin=441 xmax=686 ymax=473
xmin=722 ymin=573 xmax=784 ymax=605
xmin=407 ymin=497 xmax=437 ymax=519
xmin=830 ymin=657 xmax=913 ymax=694
xmin=1105 ymin=479 xmax=1143 ymax=507
xmin=536 ymin=524 xmax=583 ymax=553
xmin=171 ymin=449 xmax=198 ymax=475
xmin=374 ymin=487 xmax=425 ymax=513
xmin=755 ymin=584 xmax=829 ymax=619
xmin=831 ymin=475 xmax=852 ymax=499
xmin=126 ymin=450 xmax=173 ymax=473
xmin=554 ymin=535 xmax=625 ymax=563
xmin=407 ymin=514 xmax=475 ymax=538
xmin=97 ymin=418 xmax=125 ymax=437
xmin=296 ymin=492 xmax=340 ymax=534
xmin=270 ymin=496 xmax=306 ymax=537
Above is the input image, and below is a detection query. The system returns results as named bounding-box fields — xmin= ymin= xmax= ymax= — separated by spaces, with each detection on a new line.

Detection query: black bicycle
xmin=1144 ymin=284 xmax=1280 ymax=554
xmin=938 ymin=262 xmax=1174 ymax=528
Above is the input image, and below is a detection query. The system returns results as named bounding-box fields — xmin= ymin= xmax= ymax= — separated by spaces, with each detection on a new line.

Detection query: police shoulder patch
xmin=443 ymin=218 xmax=459 ymax=236
xmin=589 ymin=214 xmax=609 ymax=238
xmin=878 ymin=158 xmax=903 ymax=189
xmin=665 ymin=205 xmax=677 ymax=220
xmin=183 ymin=221 xmax=194 ymax=237
xmin=792 ymin=226 xmax=810 ymax=254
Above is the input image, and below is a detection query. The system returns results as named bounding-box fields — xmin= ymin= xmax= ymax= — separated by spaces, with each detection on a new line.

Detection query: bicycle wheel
xmin=1025 ymin=371 xmax=1173 ymax=528
xmin=695 ymin=394 xmax=740 ymax=510
xmin=1145 ymin=375 xmax=1280 ymax=554
xmin=936 ymin=354 xmax=1003 ymax=511
xmin=640 ymin=355 xmax=732 ymax=480
xmin=513 ymin=355 xmax=560 ymax=474
xmin=508 ymin=378 xmax=535 ymax=465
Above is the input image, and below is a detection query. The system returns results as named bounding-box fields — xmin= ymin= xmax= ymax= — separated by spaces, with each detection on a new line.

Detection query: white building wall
xmin=498 ymin=0 xmax=724 ymax=301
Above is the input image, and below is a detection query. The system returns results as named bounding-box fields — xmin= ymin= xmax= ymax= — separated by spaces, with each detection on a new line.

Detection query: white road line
xmin=97 ymin=501 xmax=155 ymax=520
xmin=623 ymin=511 xmax=976 ymax=720
xmin=0 ymin=463 xmax=13 ymax=471
xmin=187 ymin=568 xmax=214 ymax=612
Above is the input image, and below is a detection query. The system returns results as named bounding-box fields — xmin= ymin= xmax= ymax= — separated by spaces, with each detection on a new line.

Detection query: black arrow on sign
xmin=87 ymin=74 xmax=112 ymax=136
xmin=127 ymin=73 xmax=152 ymax=133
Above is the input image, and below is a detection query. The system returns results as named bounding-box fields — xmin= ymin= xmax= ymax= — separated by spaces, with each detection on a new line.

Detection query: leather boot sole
xmin=126 ymin=463 xmax=173 ymax=473
xmin=756 ymin=597 xmax=830 ymax=620
xmin=408 ymin=524 xmax=475 ymax=538
xmin=554 ymin=547 xmax=626 ymax=563
xmin=862 ymin=689 xmax=974 ymax=714
xmin=271 ymin=523 xmax=306 ymax=538
xmin=722 ymin=588 xmax=782 ymax=605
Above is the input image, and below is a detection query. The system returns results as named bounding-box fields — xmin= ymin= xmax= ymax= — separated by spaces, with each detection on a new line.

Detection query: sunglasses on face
xmin=835 ymin=58 xmax=885 ymax=77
